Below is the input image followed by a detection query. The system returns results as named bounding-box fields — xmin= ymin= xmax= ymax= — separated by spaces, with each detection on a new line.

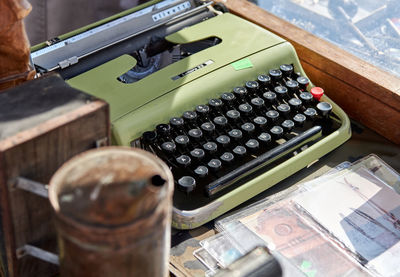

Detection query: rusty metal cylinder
xmin=48 ymin=147 xmax=174 ymax=277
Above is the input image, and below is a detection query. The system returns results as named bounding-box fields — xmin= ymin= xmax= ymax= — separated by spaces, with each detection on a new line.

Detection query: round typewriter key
xmin=194 ymin=166 xmax=209 ymax=178
xmin=304 ymin=107 xmax=317 ymax=120
xmin=201 ymin=122 xmax=216 ymax=136
xmin=170 ymin=117 xmax=185 ymax=133
xmin=178 ymin=176 xmax=196 ymax=193
xmin=269 ymin=69 xmax=283 ymax=81
xmin=280 ymin=64 xmax=294 ymax=77
xmin=277 ymin=104 xmax=291 ymax=117
xmin=176 ymin=155 xmax=191 ymax=167
xmin=265 ymin=110 xmax=280 ymax=122
xmin=156 ymin=124 xmax=171 ymax=136
xmin=182 ymin=111 xmax=197 ymax=124
xmin=310 ymin=87 xmax=324 ymax=101
xmin=209 ymin=98 xmax=224 ymax=114
xmin=297 ymin=76 xmax=309 ymax=90
xmin=245 ymin=81 xmax=259 ymax=95
xmin=258 ymin=132 xmax=272 ymax=144
xmin=175 ymin=135 xmax=190 ymax=148
xmin=281 ymin=119 xmax=295 ymax=132
xmin=216 ymin=135 xmax=231 ymax=147
xmin=190 ymin=148 xmax=205 ymax=161
xmin=288 ymin=98 xmax=302 ymax=111
xmin=233 ymin=145 xmax=247 ymax=156
xmin=241 ymin=122 xmax=255 ymax=135
xmin=142 ymin=131 xmax=157 ymax=143
xmin=233 ymin=86 xmax=248 ymax=100
xmin=221 ymin=92 xmax=236 ymax=106
xmin=250 ymin=97 xmax=265 ymax=111
xmin=203 ymin=142 xmax=218 ymax=154
xmin=208 ymin=159 xmax=222 ymax=171
xmin=253 ymin=116 xmax=268 ymax=129
xmin=274 ymin=86 xmax=289 ymax=99
xmin=299 ymin=92 xmax=313 ymax=104
xmin=220 ymin=152 xmax=234 ymax=164
xmin=228 ymin=129 xmax=243 ymax=141
xmin=226 ymin=109 xmax=241 ymax=122
xmin=316 ymin=102 xmax=332 ymax=118
xmin=286 ymin=80 xmax=299 ymax=94
xmin=238 ymin=103 xmax=253 ymax=115
xmin=293 ymin=113 xmax=306 ymax=126
xmin=161 ymin=141 xmax=176 ymax=153
xmin=263 ymin=91 xmax=277 ymax=104
xmin=258 ymin=74 xmax=271 ymax=88
xmin=196 ymin=104 xmax=210 ymax=118
xmin=245 ymin=139 xmax=259 ymax=151
xmin=213 ymin=116 xmax=228 ymax=129
xmin=270 ymin=126 xmax=284 ymax=139
xmin=188 ymin=128 xmax=203 ymax=141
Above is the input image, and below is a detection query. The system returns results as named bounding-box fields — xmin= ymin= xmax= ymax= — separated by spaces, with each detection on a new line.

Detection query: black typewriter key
xmin=279 ymin=64 xmax=294 ymax=77
xmin=201 ymin=122 xmax=216 ymax=137
xmin=203 ymin=142 xmax=218 ymax=155
xmin=274 ymin=86 xmax=289 ymax=100
xmin=269 ymin=69 xmax=283 ymax=82
xmin=299 ymin=91 xmax=313 ymax=105
xmin=238 ymin=103 xmax=253 ymax=117
xmin=233 ymin=86 xmax=248 ymax=100
xmin=265 ymin=110 xmax=280 ymax=123
xmin=177 ymin=176 xmax=196 ymax=193
xmin=194 ymin=166 xmax=209 ymax=178
xmin=316 ymin=102 xmax=332 ymax=118
xmin=221 ymin=92 xmax=236 ymax=107
xmin=277 ymin=104 xmax=291 ymax=117
xmin=281 ymin=119 xmax=295 ymax=132
xmin=293 ymin=113 xmax=306 ymax=126
xmin=209 ymin=98 xmax=224 ymax=115
xmin=263 ymin=91 xmax=277 ymax=104
xmin=208 ymin=159 xmax=222 ymax=172
xmin=241 ymin=122 xmax=255 ymax=136
xmin=213 ymin=116 xmax=229 ymax=130
xmin=258 ymin=132 xmax=272 ymax=144
xmin=170 ymin=117 xmax=185 ymax=134
xmin=176 ymin=155 xmax=191 ymax=168
xmin=156 ymin=123 xmax=171 ymax=136
xmin=304 ymin=107 xmax=317 ymax=120
xmin=226 ymin=109 xmax=241 ymax=123
xmin=195 ymin=104 xmax=210 ymax=119
xmin=253 ymin=116 xmax=268 ymax=130
xmin=188 ymin=128 xmax=203 ymax=142
xmin=270 ymin=126 xmax=284 ymax=139
xmin=228 ymin=129 xmax=243 ymax=141
xmin=250 ymin=97 xmax=265 ymax=112
xmin=258 ymin=74 xmax=271 ymax=89
xmin=182 ymin=111 xmax=197 ymax=125
xmin=297 ymin=76 xmax=309 ymax=91
xmin=216 ymin=135 xmax=231 ymax=148
xmin=245 ymin=139 xmax=260 ymax=152
xmin=142 ymin=131 xmax=157 ymax=143
xmin=286 ymin=80 xmax=299 ymax=95
xmin=288 ymin=98 xmax=302 ymax=111
xmin=190 ymin=148 xmax=205 ymax=162
xmin=220 ymin=152 xmax=234 ymax=164
xmin=245 ymin=81 xmax=259 ymax=95
xmin=233 ymin=145 xmax=247 ymax=157
xmin=161 ymin=141 xmax=176 ymax=154
xmin=175 ymin=135 xmax=190 ymax=150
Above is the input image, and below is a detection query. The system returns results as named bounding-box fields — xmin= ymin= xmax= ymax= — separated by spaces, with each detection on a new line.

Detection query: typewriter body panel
xmin=31 ymin=0 xmax=351 ymax=229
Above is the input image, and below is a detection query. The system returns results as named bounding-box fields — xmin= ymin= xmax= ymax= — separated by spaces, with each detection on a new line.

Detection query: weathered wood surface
xmin=0 ymin=74 xmax=110 ymax=277
xmin=0 ymin=0 xmax=35 ymax=91
xmin=216 ymin=0 xmax=400 ymax=144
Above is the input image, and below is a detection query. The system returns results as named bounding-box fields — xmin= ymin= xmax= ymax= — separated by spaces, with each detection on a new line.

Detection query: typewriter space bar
xmin=206 ymin=126 xmax=322 ymax=196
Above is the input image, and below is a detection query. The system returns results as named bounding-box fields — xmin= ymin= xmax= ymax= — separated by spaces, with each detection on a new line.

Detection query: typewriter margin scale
xmin=30 ymin=0 xmax=351 ymax=230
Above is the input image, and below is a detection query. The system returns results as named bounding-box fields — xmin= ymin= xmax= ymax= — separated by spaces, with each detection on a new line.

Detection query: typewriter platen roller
xmin=31 ymin=0 xmax=351 ymax=229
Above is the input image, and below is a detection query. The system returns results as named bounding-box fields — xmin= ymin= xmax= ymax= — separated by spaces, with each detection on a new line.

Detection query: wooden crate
xmin=216 ymin=0 xmax=400 ymax=144
xmin=0 ymin=74 xmax=110 ymax=277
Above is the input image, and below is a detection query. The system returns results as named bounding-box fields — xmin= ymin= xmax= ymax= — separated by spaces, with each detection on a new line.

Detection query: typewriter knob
xmin=208 ymin=159 xmax=222 ymax=171
xmin=281 ymin=119 xmax=295 ymax=132
xmin=265 ymin=110 xmax=280 ymax=123
xmin=269 ymin=69 xmax=283 ymax=82
xmin=142 ymin=131 xmax=157 ymax=143
xmin=190 ymin=148 xmax=205 ymax=162
xmin=188 ymin=128 xmax=203 ymax=141
xmin=220 ymin=152 xmax=235 ymax=164
xmin=194 ymin=166 xmax=209 ymax=178
xmin=241 ymin=122 xmax=256 ymax=136
xmin=245 ymin=81 xmax=259 ymax=95
xmin=310 ymin=87 xmax=324 ymax=101
xmin=176 ymin=155 xmax=191 ymax=168
xmin=270 ymin=126 xmax=284 ymax=139
xmin=277 ymin=104 xmax=291 ymax=117
xmin=228 ymin=129 xmax=243 ymax=141
xmin=213 ymin=116 xmax=229 ymax=129
xmin=209 ymin=98 xmax=224 ymax=114
xmin=280 ymin=64 xmax=294 ymax=77
xmin=196 ymin=104 xmax=210 ymax=119
xmin=286 ymin=80 xmax=299 ymax=95
xmin=156 ymin=124 xmax=171 ymax=135
xmin=226 ymin=109 xmax=241 ymax=123
xmin=263 ymin=91 xmax=277 ymax=104
xmin=203 ymin=142 xmax=218 ymax=155
xmin=233 ymin=145 xmax=247 ymax=157
xmin=177 ymin=176 xmax=196 ymax=193
xmin=245 ymin=139 xmax=260 ymax=152
xmin=288 ymin=98 xmax=302 ymax=111
xmin=161 ymin=141 xmax=176 ymax=153
xmin=233 ymin=86 xmax=248 ymax=100
xmin=216 ymin=135 xmax=231 ymax=148
xmin=274 ymin=86 xmax=289 ymax=99
xmin=293 ymin=113 xmax=307 ymax=126
xmin=304 ymin=107 xmax=318 ymax=120
xmin=299 ymin=92 xmax=313 ymax=104
xmin=297 ymin=76 xmax=310 ymax=91
xmin=201 ymin=122 xmax=216 ymax=136
xmin=257 ymin=74 xmax=271 ymax=89
xmin=221 ymin=92 xmax=236 ymax=106
xmin=253 ymin=116 xmax=268 ymax=130
xmin=238 ymin=103 xmax=253 ymax=116
xmin=170 ymin=117 xmax=184 ymax=133
xmin=258 ymin=132 xmax=272 ymax=144
xmin=250 ymin=97 xmax=265 ymax=112
xmin=182 ymin=111 xmax=198 ymax=124
xmin=316 ymin=102 xmax=332 ymax=118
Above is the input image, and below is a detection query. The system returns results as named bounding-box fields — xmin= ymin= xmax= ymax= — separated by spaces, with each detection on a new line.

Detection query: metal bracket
xmin=13 ymin=177 xmax=49 ymax=198
xmin=16 ymin=245 xmax=59 ymax=265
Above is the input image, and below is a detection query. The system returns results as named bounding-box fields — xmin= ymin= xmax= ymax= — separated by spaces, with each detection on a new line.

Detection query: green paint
xmin=301 ymin=260 xmax=312 ymax=270
xmin=231 ymin=58 xmax=253 ymax=70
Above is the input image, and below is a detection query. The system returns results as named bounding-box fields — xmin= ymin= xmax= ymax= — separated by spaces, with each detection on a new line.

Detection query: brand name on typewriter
xmin=171 ymin=60 xmax=214 ymax=80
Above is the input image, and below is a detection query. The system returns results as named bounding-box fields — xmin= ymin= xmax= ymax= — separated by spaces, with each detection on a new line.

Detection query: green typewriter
xmin=31 ymin=0 xmax=351 ymax=229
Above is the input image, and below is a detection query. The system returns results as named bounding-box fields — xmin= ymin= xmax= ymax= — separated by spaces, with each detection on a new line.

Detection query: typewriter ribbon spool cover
xmin=31 ymin=0 xmax=351 ymax=229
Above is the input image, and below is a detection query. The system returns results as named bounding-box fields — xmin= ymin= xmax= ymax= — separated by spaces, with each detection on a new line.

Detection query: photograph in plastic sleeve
xmin=294 ymin=166 xmax=400 ymax=277
xmin=240 ymin=200 xmax=368 ymax=277
xmin=193 ymin=247 xmax=219 ymax=273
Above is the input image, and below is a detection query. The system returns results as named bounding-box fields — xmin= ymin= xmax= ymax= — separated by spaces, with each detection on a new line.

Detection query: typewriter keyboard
xmin=138 ymin=64 xmax=340 ymax=210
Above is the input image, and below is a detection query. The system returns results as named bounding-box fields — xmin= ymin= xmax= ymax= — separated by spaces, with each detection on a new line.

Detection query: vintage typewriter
xmin=31 ymin=0 xmax=351 ymax=229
